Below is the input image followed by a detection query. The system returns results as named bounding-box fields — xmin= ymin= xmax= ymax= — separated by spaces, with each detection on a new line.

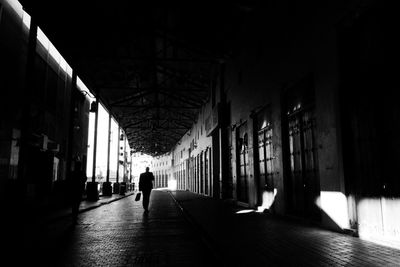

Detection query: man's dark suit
xmin=139 ymin=169 xmax=154 ymax=211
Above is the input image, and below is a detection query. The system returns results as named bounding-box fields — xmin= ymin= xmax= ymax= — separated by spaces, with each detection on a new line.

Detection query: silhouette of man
xmin=71 ymin=161 xmax=87 ymax=222
xmin=139 ymin=167 xmax=154 ymax=212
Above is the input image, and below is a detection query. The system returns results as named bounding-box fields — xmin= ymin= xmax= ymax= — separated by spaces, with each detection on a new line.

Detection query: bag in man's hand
xmin=135 ymin=192 xmax=141 ymax=201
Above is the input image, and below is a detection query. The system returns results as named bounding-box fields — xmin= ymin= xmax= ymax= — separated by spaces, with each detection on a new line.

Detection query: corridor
xmin=13 ymin=190 xmax=216 ymax=266
xmin=8 ymin=190 xmax=400 ymax=267
xmin=1 ymin=0 xmax=400 ymax=264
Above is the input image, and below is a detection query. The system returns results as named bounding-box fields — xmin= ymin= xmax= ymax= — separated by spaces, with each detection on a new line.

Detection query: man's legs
xmin=142 ymin=189 xmax=151 ymax=211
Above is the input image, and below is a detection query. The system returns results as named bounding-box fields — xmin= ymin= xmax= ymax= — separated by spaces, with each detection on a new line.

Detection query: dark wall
xmin=0 ymin=1 xmax=90 ymax=206
xmin=338 ymin=3 xmax=400 ymax=198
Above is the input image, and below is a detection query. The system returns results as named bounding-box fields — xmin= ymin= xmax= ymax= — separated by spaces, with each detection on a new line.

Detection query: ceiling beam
xmin=127 ymin=126 xmax=188 ymax=130
xmin=159 ymin=90 xmax=204 ymax=107
xmin=156 ymin=66 xmax=208 ymax=89
xmin=123 ymin=118 xmax=153 ymax=128
xmin=113 ymin=104 xmax=200 ymax=109
xmin=100 ymin=85 xmax=208 ymax=93
xmin=110 ymin=90 xmax=155 ymax=106
xmin=161 ymin=106 xmax=196 ymax=121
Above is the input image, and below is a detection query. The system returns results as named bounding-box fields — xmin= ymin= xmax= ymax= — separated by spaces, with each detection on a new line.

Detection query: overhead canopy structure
xmin=20 ymin=0 xmax=255 ymax=155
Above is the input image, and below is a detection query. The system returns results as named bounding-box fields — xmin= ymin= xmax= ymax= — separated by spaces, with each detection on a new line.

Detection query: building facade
xmin=0 ymin=1 xmax=90 ymax=205
xmin=1 ymin=0 xmax=399 ymax=250
xmin=165 ymin=1 xmax=400 ymax=249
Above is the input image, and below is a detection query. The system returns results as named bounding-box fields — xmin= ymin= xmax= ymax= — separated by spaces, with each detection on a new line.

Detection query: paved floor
xmin=12 ymin=190 xmax=217 ymax=267
xmin=4 ymin=190 xmax=400 ymax=267
xmin=171 ymin=191 xmax=400 ymax=267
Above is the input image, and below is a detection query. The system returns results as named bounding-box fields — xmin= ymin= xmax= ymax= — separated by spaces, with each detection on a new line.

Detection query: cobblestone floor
xmin=11 ymin=190 xmax=217 ymax=267
xmin=171 ymin=191 xmax=400 ymax=267
xmin=5 ymin=190 xmax=400 ymax=267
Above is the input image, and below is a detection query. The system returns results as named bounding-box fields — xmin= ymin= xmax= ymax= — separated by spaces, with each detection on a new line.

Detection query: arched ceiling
xmin=20 ymin=0 xmax=256 ymax=155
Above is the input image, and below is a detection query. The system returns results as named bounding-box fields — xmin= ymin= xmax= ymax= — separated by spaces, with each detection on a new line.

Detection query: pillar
xmin=16 ymin=17 xmax=37 ymax=199
xmin=102 ymin=112 xmax=112 ymax=196
xmin=119 ymin=132 xmax=127 ymax=195
xmin=113 ymin=126 xmax=120 ymax=194
xmin=86 ymin=98 xmax=99 ymax=201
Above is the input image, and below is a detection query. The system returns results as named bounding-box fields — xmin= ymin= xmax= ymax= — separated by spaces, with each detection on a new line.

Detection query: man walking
xmin=139 ymin=167 xmax=154 ymax=212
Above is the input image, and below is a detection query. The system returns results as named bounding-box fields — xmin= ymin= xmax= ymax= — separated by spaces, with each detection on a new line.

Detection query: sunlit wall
xmin=316 ymin=191 xmax=350 ymax=230
xmin=356 ymin=197 xmax=400 ymax=249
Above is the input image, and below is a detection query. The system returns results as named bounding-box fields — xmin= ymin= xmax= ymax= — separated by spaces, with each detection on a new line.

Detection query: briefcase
xmin=135 ymin=192 xmax=141 ymax=201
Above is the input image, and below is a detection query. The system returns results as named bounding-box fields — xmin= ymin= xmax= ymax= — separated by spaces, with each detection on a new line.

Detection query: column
xmin=87 ymin=98 xmax=99 ymax=200
xmin=16 ymin=17 xmax=37 ymax=198
xmin=102 ymin=113 xmax=112 ymax=196
xmin=119 ymin=131 xmax=126 ymax=195
xmin=113 ymin=126 xmax=120 ymax=194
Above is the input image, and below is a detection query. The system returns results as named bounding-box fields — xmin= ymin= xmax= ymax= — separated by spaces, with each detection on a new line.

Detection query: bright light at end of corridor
xmin=168 ymin=179 xmax=177 ymax=191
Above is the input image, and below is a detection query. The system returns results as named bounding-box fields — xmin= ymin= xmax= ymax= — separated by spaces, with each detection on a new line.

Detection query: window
xmin=22 ymin=10 xmax=31 ymax=29
xmin=236 ymin=122 xmax=249 ymax=203
xmin=205 ymin=148 xmax=209 ymax=195
xmin=258 ymin=122 xmax=274 ymax=191
xmin=284 ymin=75 xmax=320 ymax=219
xmin=256 ymin=107 xmax=275 ymax=199
xmin=37 ymin=27 xmax=50 ymax=50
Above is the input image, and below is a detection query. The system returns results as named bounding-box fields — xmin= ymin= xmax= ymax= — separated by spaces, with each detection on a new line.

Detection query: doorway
xmin=284 ymin=76 xmax=321 ymax=220
xmin=256 ymin=111 xmax=275 ymax=209
xmin=236 ymin=122 xmax=249 ymax=204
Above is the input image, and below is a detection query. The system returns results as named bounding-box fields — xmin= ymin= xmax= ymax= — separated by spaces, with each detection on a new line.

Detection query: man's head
xmin=146 ymin=167 xmax=150 ymax=172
